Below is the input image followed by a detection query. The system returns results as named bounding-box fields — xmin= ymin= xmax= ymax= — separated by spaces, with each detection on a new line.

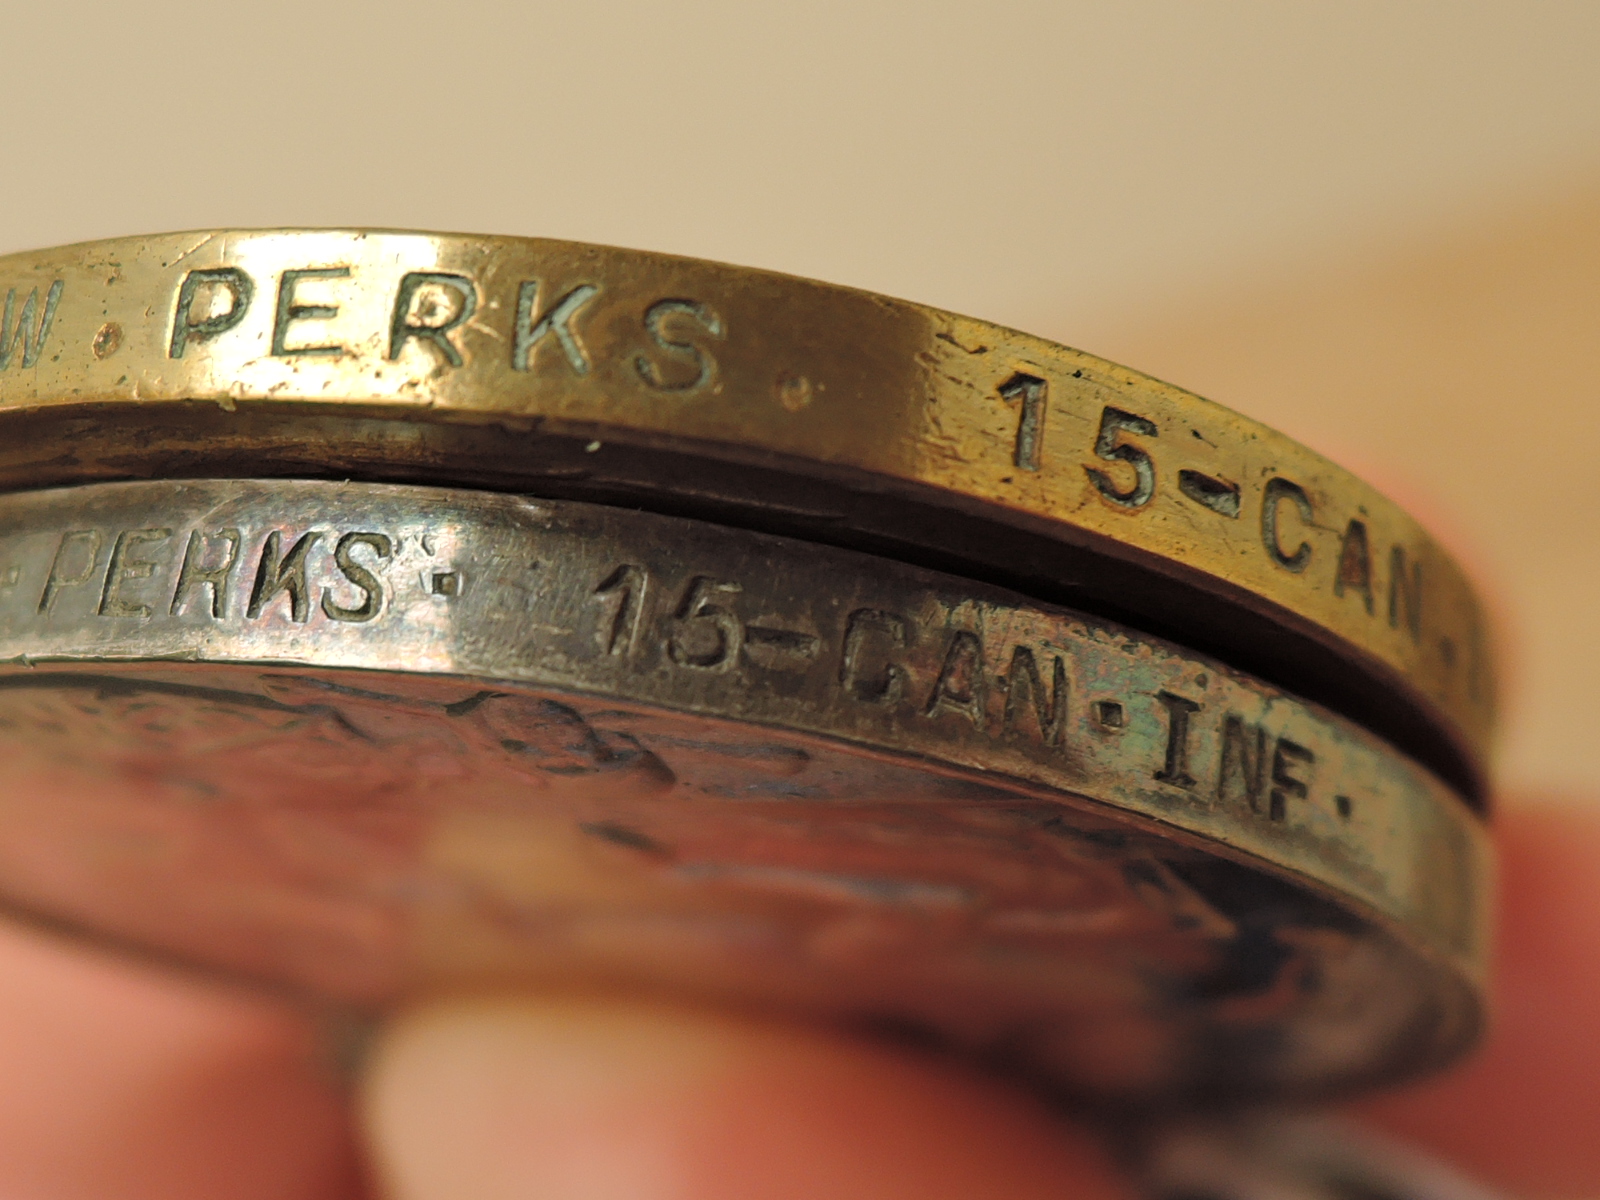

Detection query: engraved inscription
xmin=1269 ymin=739 xmax=1316 ymax=820
xmin=634 ymin=299 xmax=724 ymax=391
xmin=743 ymin=624 xmax=821 ymax=664
xmin=1335 ymin=519 xmax=1373 ymax=613
xmin=998 ymin=373 xmax=1048 ymax=472
xmin=1389 ymin=546 xmax=1422 ymax=640
xmin=1217 ymin=714 xmax=1267 ymax=811
xmin=513 ymin=280 xmax=599 ymax=374
xmin=594 ymin=564 xmax=648 ymax=657
xmin=667 ymin=576 xmax=743 ymax=671
xmin=1262 ymin=477 xmax=1313 ymax=572
xmin=1153 ymin=691 xmax=1200 ymax=788
xmin=1001 ymin=646 xmax=1068 ymax=745
xmin=24 ymin=521 xmax=406 ymax=631
xmin=95 ymin=251 xmax=1474 ymax=689
xmin=1177 ymin=469 xmax=1240 ymax=518
xmin=38 ymin=531 xmax=103 ymax=615
xmin=0 ymin=281 xmax=63 ymax=370
xmin=840 ymin=609 xmax=912 ymax=705
xmin=98 ymin=528 xmax=173 ymax=618
xmin=170 ymin=269 xmax=253 ymax=359
xmin=388 ymin=272 xmax=478 ymax=368
xmin=0 ymin=494 xmax=1412 ymax=854
xmin=271 ymin=268 xmax=350 ymax=358
xmin=1086 ymin=406 xmax=1157 ymax=508
xmin=171 ymin=529 xmax=241 ymax=618
xmin=923 ymin=630 xmax=987 ymax=727
xmin=321 ymin=532 xmax=392 ymax=623
xmin=246 ymin=531 xmax=322 ymax=623
xmin=1094 ymin=700 xmax=1125 ymax=729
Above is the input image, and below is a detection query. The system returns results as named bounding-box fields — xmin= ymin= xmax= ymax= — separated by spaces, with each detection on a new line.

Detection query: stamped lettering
xmin=0 ymin=225 xmax=1489 ymax=793
xmin=246 ymin=531 xmax=322 ymax=622
xmin=634 ymin=299 xmax=724 ymax=391
xmin=1153 ymin=691 xmax=1201 ymax=788
xmin=170 ymin=268 xmax=254 ymax=359
xmin=840 ymin=609 xmax=912 ymax=705
xmin=38 ymin=531 xmax=103 ymax=615
xmin=27 ymin=521 xmax=412 ymax=626
xmin=321 ymin=532 xmax=391 ymax=623
xmin=1177 ymin=469 xmax=1240 ymax=518
xmin=923 ymin=630 xmax=987 ymax=727
xmin=1388 ymin=546 xmax=1422 ymax=640
xmin=962 ymin=363 xmax=1464 ymax=678
xmin=1086 ymin=406 xmax=1158 ymax=509
xmin=97 ymin=528 xmax=173 ymax=618
xmin=594 ymin=564 xmax=649 ymax=657
xmin=1262 ymin=477 xmax=1313 ymax=572
xmin=513 ymin=281 xmax=599 ymax=374
xmin=1217 ymin=713 xmax=1268 ymax=810
xmin=0 ymin=481 xmax=1443 ymax=888
xmin=998 ymin=373 xmax=1048 ymax=472
xmin=1001 ymin=646 xmax=1069 ymax=745
xmin=0 ymin=281 xmax=62 ymax=370
xmin=388 ymin=272 xmax=477 ymax=368
xmin=743 ymin=624 xmax=821 ymax=666
xmin=1269 ymin=739 xmax=1316 ymax=820
xmin=1216 ymin=714 xmax=1319 ymax=820
xmin=170 ymin=529 xmax=241 ymax=618
xmin=1335 ymin=519 xmax=1373 ymax=613
xmin=667 ymin=575 xmax=743 ymax=670
xmin=271 ymin=268 xmax=350 ymax=358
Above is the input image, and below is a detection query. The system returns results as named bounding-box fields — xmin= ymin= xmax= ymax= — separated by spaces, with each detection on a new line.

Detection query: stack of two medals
xmin=0 ymin=232 xmax=1491 ymax=1152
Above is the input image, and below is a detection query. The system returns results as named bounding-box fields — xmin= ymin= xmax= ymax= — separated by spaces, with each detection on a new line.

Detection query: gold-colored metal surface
xmin=0 ymin=479 xmax=1488 ymax=1104
xmin=0 ymin=231 xmax=1493 ymax=802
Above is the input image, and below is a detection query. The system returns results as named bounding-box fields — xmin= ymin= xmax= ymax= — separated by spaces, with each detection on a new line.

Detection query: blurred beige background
xmin=3 ymin=0 xmax=1599 ymax=795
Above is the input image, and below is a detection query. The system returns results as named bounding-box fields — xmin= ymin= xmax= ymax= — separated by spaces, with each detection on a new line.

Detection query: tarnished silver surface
xmin=0 ymin=479 xmax=1490 ymax=1104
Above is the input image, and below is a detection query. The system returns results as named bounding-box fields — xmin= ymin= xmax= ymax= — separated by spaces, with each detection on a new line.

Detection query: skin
xmin=0 ymin=801 xmax=1588 ymax=1200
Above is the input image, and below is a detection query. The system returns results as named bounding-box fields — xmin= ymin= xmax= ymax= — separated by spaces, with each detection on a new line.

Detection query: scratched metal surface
xmin=0 ymin=479 xmax=1488 ymax=1105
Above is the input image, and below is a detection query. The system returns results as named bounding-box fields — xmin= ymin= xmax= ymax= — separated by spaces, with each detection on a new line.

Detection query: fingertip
xmin=360 ymin=995 xmax=1130 ymax=1200
xmin=0 ymin=920 xmax=360 ymax=1200
xmin=1356 ymin=797 xmax=1600 ymax=1197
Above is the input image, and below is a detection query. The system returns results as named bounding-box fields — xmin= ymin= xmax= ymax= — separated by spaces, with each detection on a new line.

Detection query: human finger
xmin=0 ymin=919 xmax=362 ymax=1200
xmin=1355 ymin=798 xmax=1600 ymax=1198
xmin=361 ymin=994 xmax=1131 ymax=1200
